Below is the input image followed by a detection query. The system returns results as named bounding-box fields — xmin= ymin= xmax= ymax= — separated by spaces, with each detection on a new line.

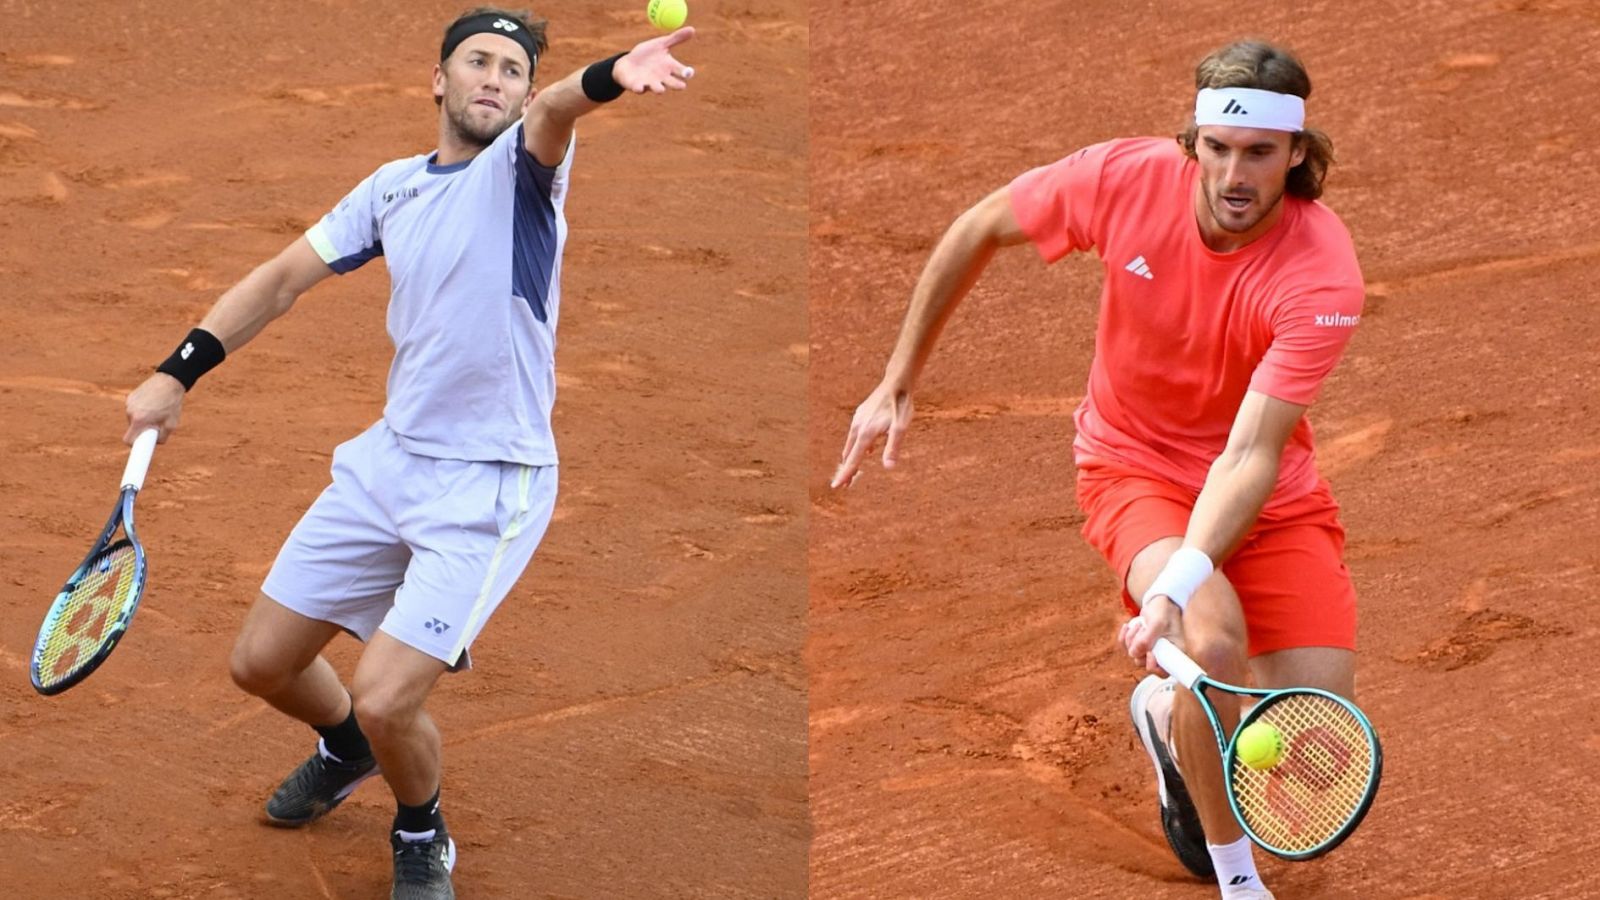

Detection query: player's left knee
xmin=1183 ymin=630 xmax=1249 ymax=684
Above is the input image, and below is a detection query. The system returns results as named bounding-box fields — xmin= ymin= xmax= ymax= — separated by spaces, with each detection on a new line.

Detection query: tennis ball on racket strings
xmin=1236 ymin=721 xmax=1286 ymax=770
xmin=647 ymin=0 xmax=688 ymax=30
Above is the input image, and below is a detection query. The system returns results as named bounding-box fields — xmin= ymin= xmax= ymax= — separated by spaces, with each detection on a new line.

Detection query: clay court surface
xmin=811 ymin=1 xmax=1599 ymax=898
xmin=1 ymin=2 xmax=805 ymax=897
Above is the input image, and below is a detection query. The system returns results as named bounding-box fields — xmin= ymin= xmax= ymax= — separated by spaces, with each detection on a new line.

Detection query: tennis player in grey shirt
xmin=122 ymin=8 xmax=697 ymax=898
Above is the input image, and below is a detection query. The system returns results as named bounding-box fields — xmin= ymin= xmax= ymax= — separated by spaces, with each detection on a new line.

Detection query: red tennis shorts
xmin=1075 ymin=457 xmax=1357 ymax=657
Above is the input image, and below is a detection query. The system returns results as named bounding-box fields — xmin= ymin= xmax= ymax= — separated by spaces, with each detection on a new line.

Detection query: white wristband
xmin=1140 ymin=547 xmax=1214 ymax=611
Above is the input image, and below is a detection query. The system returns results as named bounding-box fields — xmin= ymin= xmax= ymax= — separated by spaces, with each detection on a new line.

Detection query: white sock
xmin=1208 ymin=836 xmax=1264 ymax=897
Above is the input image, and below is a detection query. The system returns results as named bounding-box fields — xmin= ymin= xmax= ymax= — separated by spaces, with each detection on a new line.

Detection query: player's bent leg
xmin=1155 ymin=573 xmax=1250 ymax=847
xmin=1126 ymin=538 xmax=1209 ymax=876
xmin=1128 ymin=538 xmax=1264 ymax=896
xmin=1126 ymin=537 xmax=1244 ymax=876
xmin=1251 ymin=646 xmax=1355 ymax=698
xmin=351 ymin=631 xmax=449 ymax=805
xmin=234 ymin=593 xmax=383 ymax=828
xmin=353 ymin=631 xmax=454 ymax=899
xmin=230 ymin=592 xmax=347 ymax=723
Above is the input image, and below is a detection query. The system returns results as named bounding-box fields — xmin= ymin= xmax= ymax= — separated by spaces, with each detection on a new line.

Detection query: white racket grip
xmin=122 ymin=428 xmax=159 ymax=490
xmin=1152 ymin=638 xmax=1205 ymax=690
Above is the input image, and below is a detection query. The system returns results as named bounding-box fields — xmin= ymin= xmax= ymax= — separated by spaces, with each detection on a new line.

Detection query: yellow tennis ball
xmin=1236 ymin=722 xmax=1286 ymax=770
xmin=647 ymin=0 xmax=687 ymax=30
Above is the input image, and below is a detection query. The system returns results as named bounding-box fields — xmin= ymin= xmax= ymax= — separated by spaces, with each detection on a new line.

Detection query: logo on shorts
xmin=492 ymin=18 xmax=519 ymax=31
xmin=423 ymin=618 xmax=451 ymax=635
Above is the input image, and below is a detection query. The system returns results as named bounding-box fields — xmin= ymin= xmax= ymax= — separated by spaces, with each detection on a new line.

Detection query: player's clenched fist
xmin=832 ymin=381 xmax=914 ymax=489
xmin=124 ymin=372 xmax=186 ymax=445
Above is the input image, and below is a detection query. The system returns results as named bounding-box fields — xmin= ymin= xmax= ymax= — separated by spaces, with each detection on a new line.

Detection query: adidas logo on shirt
xmin=1124 ymin=255 xmax=1154 ymax=280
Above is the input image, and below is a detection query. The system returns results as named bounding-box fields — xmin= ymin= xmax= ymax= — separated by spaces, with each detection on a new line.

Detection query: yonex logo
xmin=423 ymin=618 xmax=451 ymax=635
xmin=1222 ymin=99 xmax=1249 ymax=115
xmin=1314 ymin=312 xmax=1361 ymax=327
xmin=1124 ymin=255 xmax=1154 ymax=280
xmin=180 ymin=342 xmax=194 ymax=360
xmin=492 ymin=18 xmax=518 ymax=31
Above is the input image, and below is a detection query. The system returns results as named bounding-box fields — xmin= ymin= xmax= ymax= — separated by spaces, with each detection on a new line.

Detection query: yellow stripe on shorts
xmin=447 ymin=464 xmax=533 ymax=664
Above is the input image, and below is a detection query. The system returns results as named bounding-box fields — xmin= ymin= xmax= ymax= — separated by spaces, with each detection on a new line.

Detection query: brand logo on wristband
xmin=180 ymin=342 xmax=194 ymax=360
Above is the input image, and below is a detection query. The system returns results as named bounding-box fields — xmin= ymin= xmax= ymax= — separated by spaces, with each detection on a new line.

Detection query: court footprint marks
xmin=262 ymin=82 xmax=430 ymax=108
xmin=894 ymin=694 xmax=1115 ymax=783
xmin=1317 ymin=417 xmax=1391 ymax=476
xmin=918 ymin=395 xmax=1082 ymax=423
xmin=1471 ymin=486 xmax=1578 ymax=529
xmin=0 ymin=122 xmax=39 ymax=141
xmin=1403 ymin=608 xmax=1569 ymax=671
xmin=739 ymin=502 xmax=792 ymax=525
xmin=0 ymin=90 xmax=101 ymax=111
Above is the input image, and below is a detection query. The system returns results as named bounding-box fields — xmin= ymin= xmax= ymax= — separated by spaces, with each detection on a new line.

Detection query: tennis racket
xmin=1151 ymin=635 xmax=1382 ymax=861
xmin=30 ymin=428 xmax=159 ymax=695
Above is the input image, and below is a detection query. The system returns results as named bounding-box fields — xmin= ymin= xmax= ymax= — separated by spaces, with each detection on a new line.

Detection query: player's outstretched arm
xmin=123 ymin=237 xmax=333 ymax=444
xmin=831 ymin=186 xmax=1031 ymax=489
xmin=522 ymin=27 xmax=696 ymax=167
xmin=1121 ymin=390 xmax=1305 ymax=666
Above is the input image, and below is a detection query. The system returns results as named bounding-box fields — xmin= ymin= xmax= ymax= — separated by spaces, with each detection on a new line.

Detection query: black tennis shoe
xmin=391 ymin=828 xmax=457 ymax=900
xmin=1130 ymin=674 xmax=1215 ymax=877
xmin=264 ymin=738 xmax=380 ymax=827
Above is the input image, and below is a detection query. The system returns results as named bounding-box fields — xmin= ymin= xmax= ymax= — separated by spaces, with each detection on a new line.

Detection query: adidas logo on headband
xmin=1195 ymin=88 xmax=1304 ymax=132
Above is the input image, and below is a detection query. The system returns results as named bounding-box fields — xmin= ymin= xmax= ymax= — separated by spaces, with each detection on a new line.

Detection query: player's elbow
xmin=251 ymin=258 xmax=303 ymax=319
xmin=950 ymin=188 xmax=1022 ymax=250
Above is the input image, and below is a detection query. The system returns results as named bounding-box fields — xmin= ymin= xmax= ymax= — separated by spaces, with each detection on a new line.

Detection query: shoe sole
xmin=263 ymin=765 xmax=381 ymax=828
xmin=1130 ymin=675 xmax=1214 ymax=878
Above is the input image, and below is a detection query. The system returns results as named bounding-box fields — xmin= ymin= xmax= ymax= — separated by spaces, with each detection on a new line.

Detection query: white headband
xmin=1194 ymin=87 xmax=1305 ymax=132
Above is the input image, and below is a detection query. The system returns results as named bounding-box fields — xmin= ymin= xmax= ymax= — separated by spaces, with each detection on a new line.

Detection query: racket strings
xmin=1230 ymin=693 xmax=1375 ymax=853
xmin=36 ymin=543 xmax=138 ymax=686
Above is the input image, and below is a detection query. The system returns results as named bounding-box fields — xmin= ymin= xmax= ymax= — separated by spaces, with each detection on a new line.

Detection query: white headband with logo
xmin=1194 ymin=87 xmax=1305 ymax=132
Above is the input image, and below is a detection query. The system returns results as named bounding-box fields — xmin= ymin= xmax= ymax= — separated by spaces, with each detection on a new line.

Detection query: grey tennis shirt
xmin=305 ymin=121 xmax=574 ymax=467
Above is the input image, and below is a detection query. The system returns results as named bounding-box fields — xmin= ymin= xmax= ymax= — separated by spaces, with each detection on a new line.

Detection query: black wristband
xmin=156 ymin=327 xmax=226 ymax=391
xmin=581 ymin=53 xmax=628 ymax=103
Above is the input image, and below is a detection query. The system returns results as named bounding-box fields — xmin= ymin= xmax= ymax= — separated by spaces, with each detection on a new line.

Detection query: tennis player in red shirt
xmin=833 ymin=41 xmax=1364 ymax=900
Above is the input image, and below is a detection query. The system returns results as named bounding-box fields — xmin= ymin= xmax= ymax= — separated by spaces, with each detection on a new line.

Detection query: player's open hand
xmin=124 ymin=372 xmax=186 ymax=444
xmin=832 ymin=381 xmax=914 ymax=489
xmin=614 ymin=27 xmax=696 ymax=94
xmin=1120 ymin=602 xmax=1185 ymax=675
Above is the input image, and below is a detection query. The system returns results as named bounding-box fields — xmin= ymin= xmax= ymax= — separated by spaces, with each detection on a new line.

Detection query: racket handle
xmin=1152 ymin=638 xmax=1206 ymax=690
xmin=122 ymin=428 xmax=159 ymax=490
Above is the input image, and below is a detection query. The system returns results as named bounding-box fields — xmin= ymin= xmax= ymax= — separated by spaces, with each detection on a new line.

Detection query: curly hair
xmin=1176 ymin=40 xmax=1335 ymax=200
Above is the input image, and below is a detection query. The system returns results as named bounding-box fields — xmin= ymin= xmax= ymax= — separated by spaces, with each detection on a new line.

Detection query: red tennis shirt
xmin=1009 ymin=137 xmax=1365 ymax=509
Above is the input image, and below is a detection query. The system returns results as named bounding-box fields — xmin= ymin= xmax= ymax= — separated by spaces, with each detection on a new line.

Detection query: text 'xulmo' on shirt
xmin=306 ymin=122 xmax=573 ymax=467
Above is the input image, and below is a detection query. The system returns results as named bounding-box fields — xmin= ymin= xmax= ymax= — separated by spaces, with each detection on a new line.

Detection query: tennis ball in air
xmin=647 ymin=0 xmax=688 ymax=30
xmin=1236 ymin=722 xmax=1286 ymax=770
